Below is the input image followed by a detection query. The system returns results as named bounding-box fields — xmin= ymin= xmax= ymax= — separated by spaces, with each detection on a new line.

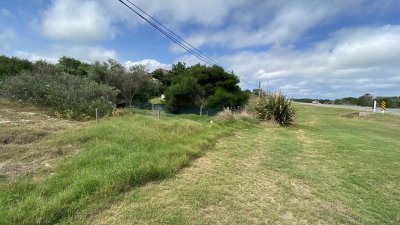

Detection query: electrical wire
xmin=118 ymin=0 xmax=214 ymax=66
xmin=118 ymin=0 xmax=258 ymax=88
xmin=124 ymin=0 xmax=219 ymax=66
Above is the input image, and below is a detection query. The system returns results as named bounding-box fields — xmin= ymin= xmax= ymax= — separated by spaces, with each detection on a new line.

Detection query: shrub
xmin=215 ymin=108 xmax=254 ymax=121
xmin=1 ymin=73 xmax=119 ymax=120
xmin=251 ymin=92 xmax=296 ymax=125
xmin=267 ymin=92 xmax=296 ymax=125
xmin=215 ymin=108 xmax=235 ymax=121
xmin=253 ymin=97 xmax=269 ymax=120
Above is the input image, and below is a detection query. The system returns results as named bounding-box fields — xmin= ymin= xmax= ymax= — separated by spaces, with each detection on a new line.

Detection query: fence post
xmin=200 ymin=106 xmax=203 ymax=116
xmin=96 ymin=108 xmax=99 ymax=124
xmin=158 ymin=110 xmax=160 ymax=119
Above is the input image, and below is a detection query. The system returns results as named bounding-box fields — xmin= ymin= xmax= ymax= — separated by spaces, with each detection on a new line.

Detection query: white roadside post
xmin=96 ymin=108 xmax=99 ymax=124
xmin=373 ymin=101 xmax=377 ymax=113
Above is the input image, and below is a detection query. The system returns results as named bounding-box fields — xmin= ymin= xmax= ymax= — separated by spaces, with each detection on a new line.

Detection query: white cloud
xmin=0 ymin=28 xmax=17 ymax=51
xmin=213 ymin=25 xmax=400 ymax=98
xmin=127 ymin=0 xmax=246 ymax=27
xmin=179 ymin=1 xmax=361 ymax=49
xmin=14 ymin=45 xmax=117 ymax=63
xmin=6 ymin=0 xmax=400 ymax=98
xmin=124 ymin=59 xmax=171 ymax=72
xmin=41 ymin=0 xmax=115 ymax=43
xmin=331 ymin=25 xmax=400 ymax=69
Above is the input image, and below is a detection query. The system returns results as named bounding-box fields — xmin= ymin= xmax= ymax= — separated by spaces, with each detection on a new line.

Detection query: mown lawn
xmin=89 ymin=105 xmax=400 ymax=224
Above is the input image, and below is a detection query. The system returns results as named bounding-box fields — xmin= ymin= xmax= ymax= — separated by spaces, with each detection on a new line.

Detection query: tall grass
xmin=0 ymin=113 xmax=249 ymax=224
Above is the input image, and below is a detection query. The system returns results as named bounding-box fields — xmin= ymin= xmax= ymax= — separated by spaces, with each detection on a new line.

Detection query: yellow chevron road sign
xmin=380 ymin=101 xmax=386 ymax=113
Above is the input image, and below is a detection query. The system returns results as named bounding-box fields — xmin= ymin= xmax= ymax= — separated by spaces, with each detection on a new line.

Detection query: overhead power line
xmin=118 ymin=0 xmax=214 ymax=66
xmin=124 ymin=0 xmax=219 ymax=66
xmin=117 ymin=0 xmax=258 ymax=87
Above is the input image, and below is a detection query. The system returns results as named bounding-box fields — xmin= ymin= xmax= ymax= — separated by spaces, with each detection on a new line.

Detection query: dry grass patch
xmin=214 ymin=108 xmax=255 ymax=122
xmin=0 ymin=98 xmax=84 ymax=179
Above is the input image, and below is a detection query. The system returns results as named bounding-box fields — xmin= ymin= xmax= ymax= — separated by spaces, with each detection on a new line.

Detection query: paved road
xmin=296 ymin=103 xmax=400 ymax=116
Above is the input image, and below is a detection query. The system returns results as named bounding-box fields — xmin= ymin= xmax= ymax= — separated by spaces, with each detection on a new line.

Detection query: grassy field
xmin=0 ymin=99 xmax=254 ymax=224
xmin=1 ymin=99 xmax=399 ymax=224
xmin=89 ymin=105 xmax=400 ymax=224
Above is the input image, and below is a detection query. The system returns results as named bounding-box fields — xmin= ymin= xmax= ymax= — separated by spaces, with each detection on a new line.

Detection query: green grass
xmin=89 ymin=105 xmax=400 ymax=224
xmin=0 ymin=110 xmax=252 ymax=224
xmin=1 ymin=101 xmax=399 ymax=224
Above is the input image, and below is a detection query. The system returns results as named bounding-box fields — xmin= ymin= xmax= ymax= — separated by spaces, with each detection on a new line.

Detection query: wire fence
xmin=124 ymin=102 xmax=227 ymax=116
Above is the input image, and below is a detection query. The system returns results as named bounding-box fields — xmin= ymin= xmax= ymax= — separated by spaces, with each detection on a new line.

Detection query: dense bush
xmin=250 ymin=92 xmax=296 ymax=125
xmin=89 ymin=60 xmax=157 ymax=105
xmin=164 ymin=64 xmax=249 ymax=113
xmin=1 ymin=73 xmax=118 ymax=120
xmin=0 ymin=55 xmax=33 ymax=79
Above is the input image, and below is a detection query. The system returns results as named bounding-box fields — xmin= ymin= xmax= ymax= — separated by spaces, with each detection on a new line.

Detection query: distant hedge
xmin=1 ymin=73 xmax=119 ymax=120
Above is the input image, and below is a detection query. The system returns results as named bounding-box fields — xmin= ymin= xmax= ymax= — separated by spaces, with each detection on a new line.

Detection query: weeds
xmin=214 ymin=108 xmax=254 ymax=121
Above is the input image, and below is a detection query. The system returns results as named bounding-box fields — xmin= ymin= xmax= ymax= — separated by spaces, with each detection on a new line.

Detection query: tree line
xmin=294 ymin=93 xmax=400 ymax=108
xmin=334 ymin=94 xmax=400 ymax=108
xmin=0 ymin=55 xmax=248 ymax=119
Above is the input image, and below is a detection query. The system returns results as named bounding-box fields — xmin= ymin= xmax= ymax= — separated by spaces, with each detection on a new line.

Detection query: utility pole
xmin=259 ymin=81 xmax=262 ymax=97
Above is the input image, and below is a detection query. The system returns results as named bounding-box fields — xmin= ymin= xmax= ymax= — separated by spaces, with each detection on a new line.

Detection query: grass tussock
xmin=214 ymin=108 xmax=255 ymax=122
xmin=0 ymin=111 xmax=248 ymax=224
xmin=247 ymin=93 xmax=296 ymax=125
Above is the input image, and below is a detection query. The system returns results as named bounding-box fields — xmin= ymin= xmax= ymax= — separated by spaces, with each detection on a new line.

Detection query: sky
xmin=1 ymin=0 xmax=400 ymax=99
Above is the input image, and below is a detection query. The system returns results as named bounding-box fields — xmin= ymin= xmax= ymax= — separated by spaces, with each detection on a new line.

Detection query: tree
xmin=170 ymin=62 xmax=186 ymax=76
xmin=357 ymin=93 xmax=373 ymax=107
xmin=152 ymin=68 xmax=171 ymax=94
xmin=33 ymin=60 xmax=60 ymax=75
xmin=119 ymin=65 xmax=150 ymax=107
xmin=88 ymin=60 xmax=154 ymax=106
xmin=164 ymin=63 xmax=249 ymax=113
xmin=165 ymin=76 xmax=203 ymax=113
xmin=57 ymin=56 xmax=90 ymax=77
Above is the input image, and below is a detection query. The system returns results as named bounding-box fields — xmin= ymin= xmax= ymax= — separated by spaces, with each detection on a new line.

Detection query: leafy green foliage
xmin=267 ymin=92 xmax=296 ymax=125
xmin=164 ymin=64 xmax=248 ymax=113
xmin=253 ymin=97 xmax=269 ymax=120
xmin=0 ymin=55 xmax=33 ymax=79
xmin=57 ymin=56 xmax=90 ymax=77
xmin=357 ymin=93 xmax=374 ymax=107
xmin=152 ymin=68 xmax=172 ymax=94
xmin=33 ymin=60 xmax=61 ymax=75
xmin=1 ymin=72 xmax=118 ymax=120
xmin=89 ymin=60 xmax=157 ymax=105
xmin=252 ymin=92 xmax=296 ymax=125
xmin=165 ymin=76 xmax=202 ymax=113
